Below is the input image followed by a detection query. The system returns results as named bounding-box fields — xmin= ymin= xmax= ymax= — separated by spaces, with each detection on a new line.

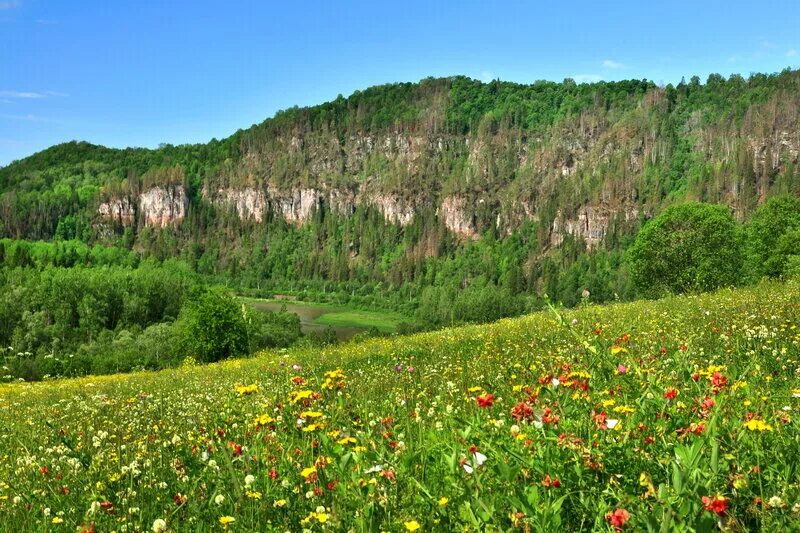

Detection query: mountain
xmin=1 ymin=71 xmax=799 ymax=307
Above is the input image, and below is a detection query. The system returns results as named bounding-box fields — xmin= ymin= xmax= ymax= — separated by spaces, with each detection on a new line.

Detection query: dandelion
xmin=404 ymin=520 xmax=422 ymax=531
xmin=744 ymin=419 xmax=773 ymax=432
xmin=219 ymin=516 xmax=236 ymax=526
xmin=437 ymin=497 xmax=449 ymax=506
xmin=235 ymin=384 xmax=258 ymax=395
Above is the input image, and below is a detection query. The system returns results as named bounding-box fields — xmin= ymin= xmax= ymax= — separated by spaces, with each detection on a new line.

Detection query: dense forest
xmin=1 ymin=70 xmax=799 ymax=380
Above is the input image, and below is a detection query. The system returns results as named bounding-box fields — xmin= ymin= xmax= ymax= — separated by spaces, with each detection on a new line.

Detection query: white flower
xmin=315 ymin=506 xmax=326 ymax=514
xmin=606 ymin=419 xmax=619 ymax=429
xmin=551 ymin=378 xmax=560 ymax=388
xmin=152 ymin=518 xmax=167 ymax=532
xmin=768 ymin=495 xmax=786 ymax=508
xmin=244 ymin=474 xmax=255 ymax=487
xmin=364 ymin=464 xmax=384 ymax=474
xmin=214 ymin=494 xmax=225 ymax=505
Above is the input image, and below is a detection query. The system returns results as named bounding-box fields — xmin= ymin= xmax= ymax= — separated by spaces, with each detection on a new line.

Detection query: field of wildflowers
xmin=1 ymin=280 xmax=799 ymax=532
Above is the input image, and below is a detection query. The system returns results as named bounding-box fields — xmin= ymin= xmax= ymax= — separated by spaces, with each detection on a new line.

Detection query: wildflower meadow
xmin=1 ymin=280 xmax=799 ymax=531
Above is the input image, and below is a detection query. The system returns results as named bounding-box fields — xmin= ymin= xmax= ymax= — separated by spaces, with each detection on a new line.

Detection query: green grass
xmin=1 ymin=280 xmax=799 ymax=531
xmin=312 ymin=309 xmax=408 ymax=332
xmin=240 ymin=296 xmax=409 ymax=332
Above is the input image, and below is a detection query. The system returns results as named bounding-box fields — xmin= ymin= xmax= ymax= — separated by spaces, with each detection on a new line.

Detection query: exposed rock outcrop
xmin=98 ymin=196 xmax=136 ymax=225
xmin=214 ymin=187 xmax=267 ymax=222
xmin=139 ymin=185 xmax=188 ymax=227
xmin=440 ymin=196 xmax=478 ymax=238
xmin=99 ymin=185 xmax=188 ymax=228
xmin=367 ymin=193 xmax=415 ymax=226
xmin=551 ymin=205 xmax=640 ymax=248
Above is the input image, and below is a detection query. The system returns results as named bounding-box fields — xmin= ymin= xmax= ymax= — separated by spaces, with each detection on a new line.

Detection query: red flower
xmin=702 ymin=495 xmax=728 ymax=515
xmin=605 ymin=508 xmax=630 ymax=529
xmin=594 ymin=412 xmax=608 ymax=430
xmin=664 ymin=388 xmax=678 ymax=400
xmin=511 ymin=401 xmax=534 ymax=421
xmin=710 ymin=372 xmax=728 ymax=389
xmin=476 ymin=393 xmax=495 ymax=408
xmin=542 ymin=407 xmax=559 ymax=425
xmin=541 ymin=474 xmax=561 ymax=488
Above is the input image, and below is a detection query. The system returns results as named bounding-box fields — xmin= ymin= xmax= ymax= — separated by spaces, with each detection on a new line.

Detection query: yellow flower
xmin=316 ymin=512 xmax=329 ymax=523
xmin=404 ymin=520 xmax=422 ymax=531
xmin=337 ymin=436 xmax=357 ymax=445
xmin=273 ymin=499 xmax=287 ymax=507
xmin=253 ymin=414 xmax=274 ymax=427
xmin=302 ymin=423 xmax=323 ymax=432
xmin=245 ymin=490 xmax=262 ymax=500
xmin=467 ymin=386 xmax=483 ymax=393
xmin=610 ymin=345 xmax=627 ymax=355
xmin=52 ymin=517 xmax=64 ymax=524
xmin=289 ymin=390 xmax=314 ymax=404
xmin=744 ymin=419 xmax=773 ymax=432
xmin=300 ymin=466 xmax=317 ymax=479
xmin=437 ymin=497 xmax=449 ymax=506
xmin=299 ymin=410 xmax=324 ymax=419
xmin=613 ymin=405 xmax=635 ymax=414
xmin=235 ymin=384 xmax=257 ymax=395
xmin=219 ymin=516 xmax=236 ymax=525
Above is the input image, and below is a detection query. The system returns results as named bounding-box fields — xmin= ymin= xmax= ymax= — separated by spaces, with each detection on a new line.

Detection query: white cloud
xmin=0 ymin=113 xmax=57 ymax=123
xmin=0 ymin=0 xmax=20 ymax=9
xmin=480 ymin=71 xmax=495 ymax=83
xmin=572 ymin=74 xmax=603 ymax=83
xmin=0 ymin=90 xmax=67 ymax=99
xmin=787 ymin=49 xmax=798 ymax=57
xmin=602 ymin=59 xmax=625 ymax=69
xmin=0 ymin=90 xmax=46 ymax=99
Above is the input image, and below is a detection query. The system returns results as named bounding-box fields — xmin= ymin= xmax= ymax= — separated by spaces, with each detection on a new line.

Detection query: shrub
xmin=628 ymin=203 xmax=743 ymax=297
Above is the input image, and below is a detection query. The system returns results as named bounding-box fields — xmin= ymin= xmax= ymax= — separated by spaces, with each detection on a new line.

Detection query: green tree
xmin=745 ymin=195 xmax=800 ymax=279
xmin=627 ymin=203 xmax=743 ymax=297
xmin=181 ymin=287 xmax=249 ymax=363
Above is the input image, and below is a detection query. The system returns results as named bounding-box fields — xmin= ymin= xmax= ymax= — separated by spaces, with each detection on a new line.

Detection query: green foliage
xmin=628 ymin=203 xmax=744 ymax=297
xmin=180 ymin=287 xmax=250 ymax=363
xmin=746 ymin=195 xmax=800 ymax=279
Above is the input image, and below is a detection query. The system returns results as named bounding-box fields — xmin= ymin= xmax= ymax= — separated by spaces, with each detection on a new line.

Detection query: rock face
xmin=140 ymin=185 xmax=188 ymax=227
xmin=367 ymin=193 xmax=415 ymax=226
xmin=98 ymin=196 xmax=136 ymax=225
xmin=99 ymin=185 xmax=188 ymax=228
xmin=215 ymin=187 xmax=267 ymax=222
xmin=551 ymin=206 xmax=640 ymax=248
xmin=440 ymin=196 xmax=477 ymax=238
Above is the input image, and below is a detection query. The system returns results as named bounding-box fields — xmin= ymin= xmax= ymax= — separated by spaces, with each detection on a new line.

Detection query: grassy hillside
xmin=0 ymin=280 xmax=799 ymax=531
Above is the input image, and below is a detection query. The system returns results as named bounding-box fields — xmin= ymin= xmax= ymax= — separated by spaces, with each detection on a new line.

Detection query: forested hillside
xmin=1 ymin=70 xmax=799 ymax=311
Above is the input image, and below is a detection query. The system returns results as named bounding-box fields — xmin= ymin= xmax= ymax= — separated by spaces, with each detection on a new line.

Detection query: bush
xmin=627 ymin=203 xmax=743 ymax=297
xmin=180 ymin=287 xmax=249 ymax=363
xmin=746 ymin=195 xmax=800 ymax=279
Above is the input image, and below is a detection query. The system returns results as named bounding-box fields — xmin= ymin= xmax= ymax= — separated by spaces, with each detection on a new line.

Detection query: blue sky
xmin=1 ymin=0 xmax=799 ymax=166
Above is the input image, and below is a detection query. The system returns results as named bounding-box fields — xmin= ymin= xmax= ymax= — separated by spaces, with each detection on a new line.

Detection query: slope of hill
xmin=0 ymin=280 xmax=798 ymax=530
xmin=1 ymin=71 xmax=799 ymax=305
